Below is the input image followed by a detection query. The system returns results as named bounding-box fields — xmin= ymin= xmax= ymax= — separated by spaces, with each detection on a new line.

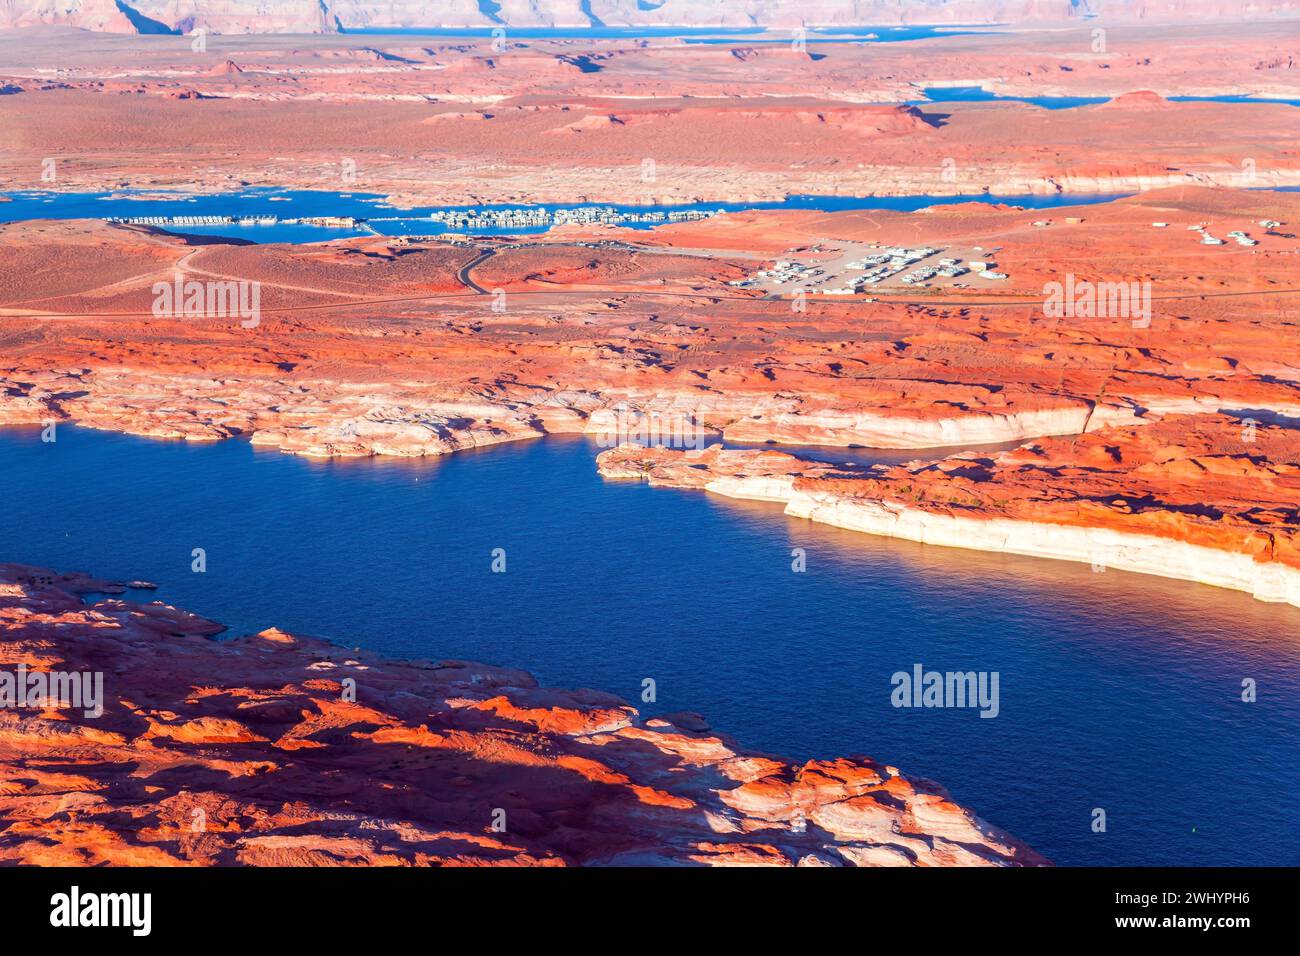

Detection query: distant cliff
xmin=0 ymin=0 xmax=1296 ymax=35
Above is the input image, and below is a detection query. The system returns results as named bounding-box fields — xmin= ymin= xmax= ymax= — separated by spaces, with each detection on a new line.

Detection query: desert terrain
xmin=0 ymin=185 xmax=1297 ymax=604
xmin=0 ymin=22 xmax=1297 ymax=204
xmin=1 ymin=14 xmax=1298 ymax=869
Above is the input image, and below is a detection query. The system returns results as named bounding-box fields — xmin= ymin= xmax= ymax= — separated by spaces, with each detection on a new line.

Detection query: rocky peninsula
xmin=0 ymin=563 xmax=1045 ymax=866
xmin=597 ymin=414 xmax=1300 ymax=608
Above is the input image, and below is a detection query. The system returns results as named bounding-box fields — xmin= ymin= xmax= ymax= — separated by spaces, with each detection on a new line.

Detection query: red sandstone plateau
xmin=0 ymin=563 xmax=1045 ymax=866
xmin=0 ymin=22 xmax=1297 ymax=204
xmin=0 ymin=13 xmax=1298 ymax=873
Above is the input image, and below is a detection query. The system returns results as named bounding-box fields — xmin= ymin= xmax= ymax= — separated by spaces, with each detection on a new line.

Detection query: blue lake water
xmin=916 ymin=86 xmax=1110 ymax=110
xmin=0 ymin=189 xmax=1131 ymax=244
xmin=1169 ymin=94 xmax=1300 ymax=106
xmin=343 ymin=25 xmax=990 ymax=44
xmin=2 ymin=424 xmax=1298 ymax=867
xmin=915 ymin=86 xmax=1300 ymax=109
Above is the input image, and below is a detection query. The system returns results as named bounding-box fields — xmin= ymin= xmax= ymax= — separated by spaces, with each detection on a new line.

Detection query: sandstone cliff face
xmin=0 ymin=564 xmax=1045 ymax=866
xmin=160 ymin=0 xmax=336 ymax=36
xmin=0 ymin=0 xmax=1294 ymax=34
xmin=597 ymin=416 xmax=1300 ymax=608
xmin=0 ymin=0 xmax=335 ymax=33
xmin=0 ymin=0 xmax=138 ymax=32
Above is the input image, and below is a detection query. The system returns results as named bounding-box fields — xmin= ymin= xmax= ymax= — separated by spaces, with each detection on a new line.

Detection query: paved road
xmin=456 ymin=247 xmax=496 ymax=294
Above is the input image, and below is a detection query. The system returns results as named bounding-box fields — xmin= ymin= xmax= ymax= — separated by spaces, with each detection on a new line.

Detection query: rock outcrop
xmin=597 ymin=414 xmax=1300 ymax=607
xmin=0 ymin=563 xmax=1045 ymax=866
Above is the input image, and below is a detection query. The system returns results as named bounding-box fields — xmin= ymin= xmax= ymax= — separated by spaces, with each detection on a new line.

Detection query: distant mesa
xmin=534 ymin=102 xmax=932 ymax=137
xmin=421 ymin=110 xmax=496 ymax=123
xmin=573 ymin=113 xmax=627 ymax=127
xmin=205 ymin=60 xmax=245 ymax=76
xmin=355 ymin=47 xmax=418 ymax=63
xmin=547 ymin=113 xmax=638 ymax=134
xmin=1099 ymin=90 xmax=1171 ymax=109
xmin=795 ymin=105 xmax=936 ymax=134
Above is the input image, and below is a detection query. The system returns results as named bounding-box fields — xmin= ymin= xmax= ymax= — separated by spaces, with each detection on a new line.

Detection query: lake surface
xmin=2 ymin=424 xmax=1297 ymax=867
xmin=0 ymin=189 xmax=1131 ymax=244
xmin=343 ymin=25 xmax=990 ymax=44
xmin=915 ymin=86 xmax=1300 ymax=109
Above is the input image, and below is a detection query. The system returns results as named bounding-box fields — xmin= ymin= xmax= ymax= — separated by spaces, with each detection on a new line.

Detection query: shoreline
xmin=10 ymin=414 xmax=1296 ymax=610
xmin=597 ymin=440 xmax=1300 ymax=611
xmin=0 ymin=562 xmax=1047 ymax=867
xmin=780 ymin=487 xmax=1300 ymax=608
xmin=5 ymin=177 xmax=1299 ymax=214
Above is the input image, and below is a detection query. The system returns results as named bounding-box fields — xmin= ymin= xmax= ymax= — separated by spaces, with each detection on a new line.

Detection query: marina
xmin=107 ymin=205 xmax=723 ymax=234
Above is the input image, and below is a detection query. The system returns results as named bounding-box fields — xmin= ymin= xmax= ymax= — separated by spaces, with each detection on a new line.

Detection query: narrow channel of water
xmin=913 ymin=86 xmax=1300 ymax=109
xmin=0 ymin=189 xmax=1132 ymax=244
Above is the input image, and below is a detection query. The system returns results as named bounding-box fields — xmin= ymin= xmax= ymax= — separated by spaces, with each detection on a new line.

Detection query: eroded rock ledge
xmin=0 ymin=563 xmax=1044 ymax=867
xmin=597 ymin=414 xmax=1300 ymax=607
